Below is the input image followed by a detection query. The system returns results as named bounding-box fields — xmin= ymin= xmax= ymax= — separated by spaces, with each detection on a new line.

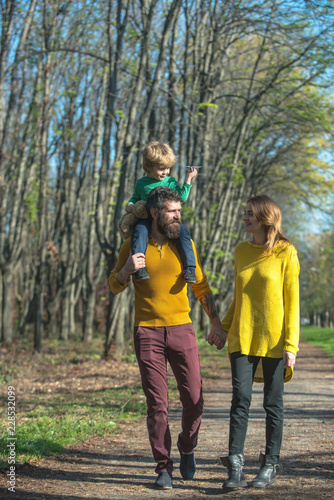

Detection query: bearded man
xmin=108 ymin=186 xmax=226 ymax=490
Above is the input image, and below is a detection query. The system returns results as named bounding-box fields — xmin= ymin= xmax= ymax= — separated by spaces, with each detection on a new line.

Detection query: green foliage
xmin=232 ymin=167 xmax=244 ymax=186
xmin=204 ymin=269 xmax=226 ymax=295
xmin=298 ymin=229 xmax=334 ymax=326
xmin=180 ymin=205 xmax=199 ymax=223
xmin=116 ymin=109 xmax=125 ymax=119
xmin=198 ymin=102 xmax=218 ymax=110
xmin=301 ymin=326 xmax=334 ymax=358
xmin=212 ymin=249 xmax=226 ymax=258
xmin=25 ymin=179 xmax=39 ymax=223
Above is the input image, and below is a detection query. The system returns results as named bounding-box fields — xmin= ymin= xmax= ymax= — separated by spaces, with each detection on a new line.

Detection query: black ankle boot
xmin=251 ymin=452 xmax=279 ymax=488
xmin=221 ymin=454 xmax=248 ymax=489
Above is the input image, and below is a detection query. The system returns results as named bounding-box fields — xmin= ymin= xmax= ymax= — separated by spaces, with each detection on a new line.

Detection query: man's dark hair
xmin=146 ymin=186 xmax=181 ymax=215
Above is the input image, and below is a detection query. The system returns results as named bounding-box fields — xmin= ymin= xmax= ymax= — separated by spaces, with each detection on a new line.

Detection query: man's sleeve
xmin=189 ymin=241 xmax=213 ymax=299
xmin=108 ymin=239 xmax=132 ymax=294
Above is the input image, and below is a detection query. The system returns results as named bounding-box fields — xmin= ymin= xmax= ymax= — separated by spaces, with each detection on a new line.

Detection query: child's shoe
xmin=183 ymin=267 xmax=196 ymax=283
xmin=134 ymin=268 xmax=150 ymax=281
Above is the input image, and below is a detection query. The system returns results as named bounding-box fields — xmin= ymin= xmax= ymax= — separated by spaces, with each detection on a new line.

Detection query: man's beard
xmin=157 ymin=214 xmax=181 ymax=239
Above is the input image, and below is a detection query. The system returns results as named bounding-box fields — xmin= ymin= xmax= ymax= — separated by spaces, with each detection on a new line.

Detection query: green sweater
xmin=128 ymin=175 xmax=192 ymax=204
xmin=222 ymin=240 xmax=300 ymax=382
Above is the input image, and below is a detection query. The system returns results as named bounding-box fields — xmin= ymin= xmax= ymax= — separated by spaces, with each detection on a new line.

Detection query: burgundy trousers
xmin=134 ymin=324 xmax=203 ymax=473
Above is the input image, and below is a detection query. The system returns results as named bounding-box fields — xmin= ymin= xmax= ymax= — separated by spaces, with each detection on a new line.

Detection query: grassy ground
xmin=0 ymin=333 xmax=227 ymax=468
xmin=301 ymin=325 xmax=334 ymax=358
xmin=0 ymin=336 xmax=143 ymax=467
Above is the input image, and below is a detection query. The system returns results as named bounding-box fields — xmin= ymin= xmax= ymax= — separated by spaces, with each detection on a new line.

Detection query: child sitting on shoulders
xmin=126 ymin=141 xmax=198 ymax=282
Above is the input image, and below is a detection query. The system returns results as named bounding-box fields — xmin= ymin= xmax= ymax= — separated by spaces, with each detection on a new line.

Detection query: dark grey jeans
xmin=229 ymin=352 xmax=284 ymax=458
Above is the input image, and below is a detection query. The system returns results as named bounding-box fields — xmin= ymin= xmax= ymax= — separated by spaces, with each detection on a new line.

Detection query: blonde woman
xmin=219 ymin=195 xmax=300 ymax=489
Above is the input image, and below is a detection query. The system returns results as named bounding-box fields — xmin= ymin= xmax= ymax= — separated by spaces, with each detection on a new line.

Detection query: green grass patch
xmin=301 ymin=326 xmax=334 ymax=358
xmin=0 ymin=336 xmax=148 ymax=468
xmin=0 ymin=388 xmax=147 ymax=468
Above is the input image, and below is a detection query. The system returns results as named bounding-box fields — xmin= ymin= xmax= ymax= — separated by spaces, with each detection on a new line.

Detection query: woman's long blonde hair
xmin=247 ymin=194 xmax=293 ymax=254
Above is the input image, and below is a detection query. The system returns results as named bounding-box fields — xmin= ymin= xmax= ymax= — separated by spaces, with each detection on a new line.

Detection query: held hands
xmin=207 ymin=320 xmax=227 ymax=350
xmin=283 ymin=350 xmax=296 ymax=369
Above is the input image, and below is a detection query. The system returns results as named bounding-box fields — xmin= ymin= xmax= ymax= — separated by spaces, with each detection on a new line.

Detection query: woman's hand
xmin=283 ymin=350 xmax=296 ymax=369
xmin=207 ymin=322 xmax=227 ymax=350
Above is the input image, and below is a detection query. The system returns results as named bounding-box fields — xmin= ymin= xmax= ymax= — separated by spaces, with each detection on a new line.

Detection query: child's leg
xmin=131 ymin=219 xmax=151 ymax=255
xmin=131 ymin=219 xmax=151 ymax=280
xmin=174 ymin=224 xmax=196 ymax=283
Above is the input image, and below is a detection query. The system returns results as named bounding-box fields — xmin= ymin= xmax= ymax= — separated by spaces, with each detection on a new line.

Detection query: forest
xmin=1 ymin=0 xmax=333 ymax=356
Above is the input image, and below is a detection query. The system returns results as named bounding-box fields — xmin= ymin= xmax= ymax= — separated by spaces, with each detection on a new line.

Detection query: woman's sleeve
xmin=283 ymin=248 xmax=300 ymax=355
xmin=221 ymin=298 xmax=235 ymax=333
xmin=221 ymin=250 xmax=237 ymax=332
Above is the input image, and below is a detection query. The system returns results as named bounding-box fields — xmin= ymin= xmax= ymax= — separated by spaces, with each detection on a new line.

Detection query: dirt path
xmin=1 ymin=339 xmax=334 ymax=499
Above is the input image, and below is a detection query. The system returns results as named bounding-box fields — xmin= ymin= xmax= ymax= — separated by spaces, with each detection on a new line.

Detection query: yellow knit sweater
xmin=222 ymin=241 xmax=300 ymax=382
xmin=108 ymin=236 xmax=212 ymax=326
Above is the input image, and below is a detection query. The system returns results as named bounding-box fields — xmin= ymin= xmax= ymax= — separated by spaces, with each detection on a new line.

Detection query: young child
xmin=126 ymin=141 xmax=198 ymax=282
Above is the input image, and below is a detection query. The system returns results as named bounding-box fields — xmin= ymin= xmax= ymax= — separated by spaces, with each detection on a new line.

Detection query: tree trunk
xmin=0 ymin=270 xmax=2 ymax=342
xmin=83 ymin=289 xmax=96 ymax=343
xmin=114 ymin=299 xmax=125 ymax=360
xmin=2 ymin=264 xmax=13 ymax=342
xmin=60 ymin=289 xmax=70 ymax=341
xmin=47 ymin=298 xmax=59 ymax=339
xmin=69 ymin=282 xmax=77 ymax=337
xmin=104 ymin=292 xmax=126 ymax=357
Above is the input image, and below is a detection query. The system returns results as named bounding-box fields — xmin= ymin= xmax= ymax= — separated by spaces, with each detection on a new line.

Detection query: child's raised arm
xmin=185 ymin=166 xmax=199 ymax=185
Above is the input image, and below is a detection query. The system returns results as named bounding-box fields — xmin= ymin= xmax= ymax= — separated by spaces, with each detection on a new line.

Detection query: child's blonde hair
xmin=247 ymin=194 xmax=294 ymax=255
xmin=142 ymin=141 xmax=176 ymax=174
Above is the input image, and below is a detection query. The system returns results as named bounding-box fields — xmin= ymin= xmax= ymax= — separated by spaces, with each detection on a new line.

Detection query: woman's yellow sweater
xmin=108 ymin=236 xmax=212 ymax=327
xmin=222 ymin=241 xmax=300 ymax=381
